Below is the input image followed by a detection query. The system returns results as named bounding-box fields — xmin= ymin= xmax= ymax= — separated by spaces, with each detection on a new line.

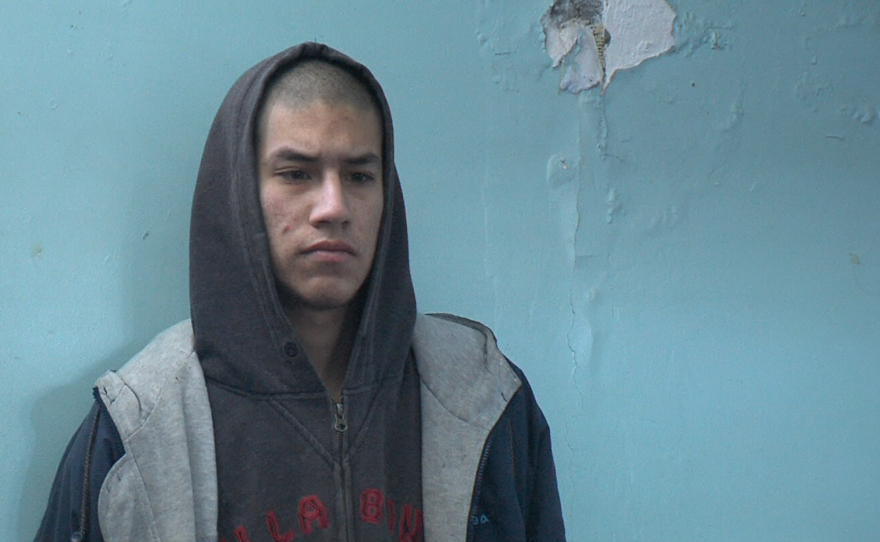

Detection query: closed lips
xmin=304 ymin=240 xmax=356 ymax=255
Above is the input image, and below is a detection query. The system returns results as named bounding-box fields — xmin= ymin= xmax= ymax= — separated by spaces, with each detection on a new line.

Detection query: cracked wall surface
xmin=478 ymin=0 xmax=880 ymax=540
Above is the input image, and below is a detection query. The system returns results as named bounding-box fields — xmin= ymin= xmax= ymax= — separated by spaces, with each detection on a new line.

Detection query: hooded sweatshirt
xmin=188 ymin=43 xmax=422 ymax=541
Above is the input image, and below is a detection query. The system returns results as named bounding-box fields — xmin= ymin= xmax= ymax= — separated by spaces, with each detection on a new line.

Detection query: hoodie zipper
xmin=334 ymin=400 xmax=349 ymax=541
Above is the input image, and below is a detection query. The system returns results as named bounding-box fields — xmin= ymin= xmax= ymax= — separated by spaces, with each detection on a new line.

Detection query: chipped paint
xmin=542 ymin=0 xmax=676 ymax=92
xmin=547 ymin=154 xmax=580 ymax=265
xmin=852 ymin=104 xmax=878 ymax=125
xmin=794 ymin=71 xmax=833 ymax=112
xmin=676 ymin=11 xmax=733 ymax=56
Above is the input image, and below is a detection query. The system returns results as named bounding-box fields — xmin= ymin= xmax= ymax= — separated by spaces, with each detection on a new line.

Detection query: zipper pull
xmin=334 ymin=401 xmax=348 ymax=433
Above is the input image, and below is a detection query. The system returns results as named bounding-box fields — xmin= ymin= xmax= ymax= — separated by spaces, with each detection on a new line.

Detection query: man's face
xmin=258 ymin=99 xmax=384 ymax=314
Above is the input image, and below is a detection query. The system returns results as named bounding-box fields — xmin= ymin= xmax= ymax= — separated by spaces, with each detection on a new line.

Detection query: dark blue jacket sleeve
xmin=34 ymin=394 xmax=125 ymax=542
xmin=469 ymin=365 xmax=567 ymax=542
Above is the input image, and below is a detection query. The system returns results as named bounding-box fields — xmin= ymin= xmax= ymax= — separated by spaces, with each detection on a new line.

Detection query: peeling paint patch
xmin=719 ymin=91 xmax=745 ymax=134
xmin=542 ymin=0 xmax=606 ymax=91
xmin=677 ymin=12 xmax=733 ymax=56
xmin=838 ymin=103 xmax=879 ymax=127
xmin=547 ymin=154 xmax=580 ymax=265
xmin=546 ymin=154 xmax=578 ymax=187
xmin=542 ymin=0 xmax=676 ymax=92
xmin=836 ymin=1 xmax=880 ymax=29
xmin=852 ymin=104 xmax=877 ymax=125
xmin=794 ymin=71 xmax=833 ymax=112
xmin=604 ymin=0 xmax=677 ymax=85
xmin=605 ymin=187 xmax=622 ymax=223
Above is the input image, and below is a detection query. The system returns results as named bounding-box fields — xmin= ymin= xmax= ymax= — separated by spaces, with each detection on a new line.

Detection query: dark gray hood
xmin=189 ymin=42 xmax=416 ymax=395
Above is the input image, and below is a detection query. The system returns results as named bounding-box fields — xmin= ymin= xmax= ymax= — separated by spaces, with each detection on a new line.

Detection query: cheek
xmin=365 ymin=196 xmax=384 ymax=245
xmin=261 ymin=189 xmax=292 ymax=234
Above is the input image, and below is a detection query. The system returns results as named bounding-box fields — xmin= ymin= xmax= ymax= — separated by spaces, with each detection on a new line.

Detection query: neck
xmin=285 ymin=304 xmax=358 ymax=402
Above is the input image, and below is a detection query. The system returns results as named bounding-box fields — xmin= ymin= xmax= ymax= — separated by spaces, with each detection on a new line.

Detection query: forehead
xmin=260 ymin=100 xmax=383 ymax=158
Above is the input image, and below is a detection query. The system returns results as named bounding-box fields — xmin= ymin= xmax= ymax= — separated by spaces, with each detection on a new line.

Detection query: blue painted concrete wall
xmin=3 ymin=1 xmax=878 ymax=540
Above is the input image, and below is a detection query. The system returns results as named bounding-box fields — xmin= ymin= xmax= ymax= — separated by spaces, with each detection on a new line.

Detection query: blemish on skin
xmin=31 ymin=244 xmax=43 ymax=258
xmin=850 ymin=253 xmax=861 ymax=265
xmin=142 ymin=231 xmax=150 ymax=240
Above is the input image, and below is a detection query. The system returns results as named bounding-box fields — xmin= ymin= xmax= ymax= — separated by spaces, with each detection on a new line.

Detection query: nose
xmin=310 ymin=172 xmax=350 ymax=227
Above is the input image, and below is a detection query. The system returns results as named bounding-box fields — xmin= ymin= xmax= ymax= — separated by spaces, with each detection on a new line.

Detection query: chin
xmin=293 ymin=285 xmax=365 ymax=313
xmin=276 ymin=275 xmax=369 ymax=314
xmin=300 ymin=295 xmax=357 ymax=312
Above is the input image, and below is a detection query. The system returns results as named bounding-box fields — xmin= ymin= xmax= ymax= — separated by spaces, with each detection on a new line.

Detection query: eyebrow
xmin=268 ymin=148 xmax=381 ymax=166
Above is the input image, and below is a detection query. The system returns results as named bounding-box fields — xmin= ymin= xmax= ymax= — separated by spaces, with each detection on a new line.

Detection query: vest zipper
xmin=334 ymin=400 xmax=349 ymax=541
xmin=71 ymin=405 xmax=102 ymax=542
xmin=466 ymin=439 xmax=493 ymax=542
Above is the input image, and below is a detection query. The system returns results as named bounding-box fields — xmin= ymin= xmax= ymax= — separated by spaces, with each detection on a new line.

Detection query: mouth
xmin=303 ymin=240 xmax=357 ymax=261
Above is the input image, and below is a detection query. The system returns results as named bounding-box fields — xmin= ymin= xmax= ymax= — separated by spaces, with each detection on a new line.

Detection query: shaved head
xmin=257 ymin=60 xmax=381 ymax=150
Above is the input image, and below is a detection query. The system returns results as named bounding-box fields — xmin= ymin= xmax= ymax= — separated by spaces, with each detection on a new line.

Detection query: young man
xmin=36 ymin=43 xmax=565 ymax=542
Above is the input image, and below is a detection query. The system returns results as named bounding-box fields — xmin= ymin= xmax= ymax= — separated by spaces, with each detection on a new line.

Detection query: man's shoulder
xmin=102 ymin=320 xmax=196 ymax=385
xmin=412 ymin=313 xmax=521 ymax=427
xmin=412 ymin=313 xmax=502 ymax=365
xmin=95 ymin=320 xmax=203 ymax=434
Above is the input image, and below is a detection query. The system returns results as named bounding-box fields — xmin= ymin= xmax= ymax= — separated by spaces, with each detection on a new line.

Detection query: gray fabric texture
xmin=96 ymin=321 xmax=217 ymax=542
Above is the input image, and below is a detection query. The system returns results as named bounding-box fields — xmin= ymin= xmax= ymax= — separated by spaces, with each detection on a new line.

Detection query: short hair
xmin=256 ymin=60 xmax=380 ymax=149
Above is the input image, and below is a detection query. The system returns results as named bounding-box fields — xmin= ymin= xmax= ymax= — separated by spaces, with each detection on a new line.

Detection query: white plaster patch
xmin=604 ymin=0 xmax=677 ymax=85
xmin=542 ymin=0 xmax=677 ymax=92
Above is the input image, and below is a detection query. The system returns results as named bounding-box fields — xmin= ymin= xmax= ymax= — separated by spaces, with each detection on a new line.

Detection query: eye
xmin=349 ymin=172 xmax=376 ymax=184
xmin=278 ymin=169 xmax=310 ymax=182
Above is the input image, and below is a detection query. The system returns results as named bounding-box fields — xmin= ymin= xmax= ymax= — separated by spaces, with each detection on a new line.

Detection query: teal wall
xmin=3 ymin=1 xmax=879 ymax=540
